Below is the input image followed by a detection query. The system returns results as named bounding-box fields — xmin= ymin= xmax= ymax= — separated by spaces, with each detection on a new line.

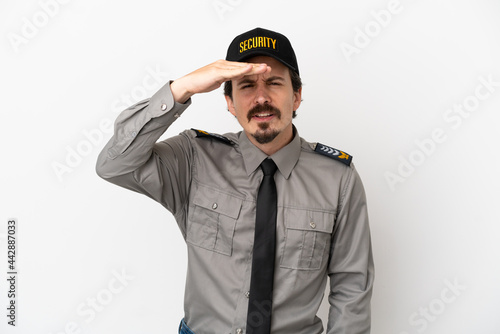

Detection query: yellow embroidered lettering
xmin=240 ymin=36 xmax=277 ymax=53
xmin=270 ymin=38 xmax=276 ymax=49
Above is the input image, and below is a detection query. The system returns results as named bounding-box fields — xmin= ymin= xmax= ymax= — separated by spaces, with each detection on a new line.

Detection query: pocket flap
xmin=285 ymin=208 xmax=335 ymax=233
xmin=193 ymin=184 xmax=243 ymax=219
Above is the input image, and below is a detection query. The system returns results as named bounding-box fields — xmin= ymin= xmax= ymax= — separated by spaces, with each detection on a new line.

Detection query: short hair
xmin=224 ymin=68 xmax=302 ymax=118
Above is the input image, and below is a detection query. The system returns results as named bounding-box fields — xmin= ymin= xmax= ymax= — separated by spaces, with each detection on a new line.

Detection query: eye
xmin=269 ymin=81 xmax=282 ymax=86
xmin=241 ymin=84 xmax=253 ymax=89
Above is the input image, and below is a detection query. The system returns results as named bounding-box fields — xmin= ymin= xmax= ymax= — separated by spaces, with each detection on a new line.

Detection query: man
xmin=96 ymin=27 xmax=374 ymax=334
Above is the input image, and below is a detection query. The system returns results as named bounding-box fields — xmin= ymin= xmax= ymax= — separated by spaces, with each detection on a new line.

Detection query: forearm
xmin=96 ymin=80 xmax=190 ymax=179
xmin=95 ymin=81 xmax=193 ymax=216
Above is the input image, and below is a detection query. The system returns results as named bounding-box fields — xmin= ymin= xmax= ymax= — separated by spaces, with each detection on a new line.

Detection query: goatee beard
xmin=252 ymin=126 xmax=280 ymax=144
xmin=247 ymin=104 xmax=282 ymax=144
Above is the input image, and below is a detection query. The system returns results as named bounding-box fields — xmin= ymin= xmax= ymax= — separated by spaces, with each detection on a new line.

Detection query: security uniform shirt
xmin=96 ymin=82 xmax=374 ymax=334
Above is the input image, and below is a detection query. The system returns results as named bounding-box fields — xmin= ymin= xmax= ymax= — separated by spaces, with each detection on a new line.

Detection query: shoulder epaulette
xmin=191 ymin=128 xmax=235 ymax=146
xmin=314 ymin=143 xmax=352 ymax=166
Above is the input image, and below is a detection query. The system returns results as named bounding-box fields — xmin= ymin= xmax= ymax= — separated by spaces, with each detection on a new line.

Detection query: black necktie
xmin=246 ymin=158 xmax=278 ymax=334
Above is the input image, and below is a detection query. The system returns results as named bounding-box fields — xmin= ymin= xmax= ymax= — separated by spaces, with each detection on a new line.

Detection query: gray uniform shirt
xmin=96 ymin=82 xmax=374 ymax=334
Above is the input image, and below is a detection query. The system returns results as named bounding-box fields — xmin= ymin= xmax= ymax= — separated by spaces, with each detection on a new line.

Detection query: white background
xmin=1 ymin=0 xmax=500 ymax=333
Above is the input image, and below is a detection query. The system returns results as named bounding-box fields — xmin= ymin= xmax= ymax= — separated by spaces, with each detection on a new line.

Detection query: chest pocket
xmin=186 ymin=184 xmax=243 ymax=256
xmin=280 ymin=208 xmax=335 ymax=270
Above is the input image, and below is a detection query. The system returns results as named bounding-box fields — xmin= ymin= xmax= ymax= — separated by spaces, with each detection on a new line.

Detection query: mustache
xmin=247 ymin=104 xmax=282 ymax=122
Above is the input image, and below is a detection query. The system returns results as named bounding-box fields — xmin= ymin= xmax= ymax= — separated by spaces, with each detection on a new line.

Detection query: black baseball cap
xmin=226 ymin=27 xmax=299 ymax=75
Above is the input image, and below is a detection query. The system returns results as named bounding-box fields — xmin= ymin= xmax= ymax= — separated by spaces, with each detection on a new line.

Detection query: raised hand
xmin=170 ymin=59 xmax=271 ymax=103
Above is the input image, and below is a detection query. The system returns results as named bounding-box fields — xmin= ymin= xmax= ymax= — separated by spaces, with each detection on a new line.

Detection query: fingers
xmin=215 ymin=60 xmax=271 ymax=81
xmin=247 ymin=63 xmax=272 ymax=75
xmin=233 ymin=63 xmax=272 ymax=82
xmin=170 ymin=60 xmax=272 ymax=103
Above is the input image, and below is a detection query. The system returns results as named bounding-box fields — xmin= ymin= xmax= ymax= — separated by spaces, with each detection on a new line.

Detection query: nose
xmin=254 ymin=84 xmax=271 ymax=105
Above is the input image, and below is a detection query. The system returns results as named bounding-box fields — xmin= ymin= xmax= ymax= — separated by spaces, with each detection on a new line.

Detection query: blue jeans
xmin=179 ymin=318 xmax=196 ymax=334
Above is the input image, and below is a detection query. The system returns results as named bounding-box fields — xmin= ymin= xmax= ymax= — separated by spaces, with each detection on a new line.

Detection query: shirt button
xmin=212 ymin=203 xmax=218 ymax=210
xmin=310 ymin=222 xmax=316 ymax=229
xmin=161 ymin=103 xmax=167 ymax=111
xmin=236 ymin=329 xmax=243 ymax=334
xmin=245 ymin=291 xmax=250 ymax=298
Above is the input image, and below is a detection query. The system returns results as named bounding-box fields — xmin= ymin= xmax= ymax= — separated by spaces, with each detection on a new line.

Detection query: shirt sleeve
xmin=95 ymin=81 xmax=193 ymax=232
xmin=326 ymin=164 xmax=375 ymax=334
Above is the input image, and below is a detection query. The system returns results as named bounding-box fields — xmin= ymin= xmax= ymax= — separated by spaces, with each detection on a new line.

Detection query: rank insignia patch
xmin=314 ymin=143 xmax=352 ymax=166
xmin=191 ymin=128 xmax=235 ymax=146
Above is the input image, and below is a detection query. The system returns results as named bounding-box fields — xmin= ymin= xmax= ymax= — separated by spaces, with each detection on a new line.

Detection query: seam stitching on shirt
xmin=179 ymin=132 xmax=196 ymax=216
xmin=338 ymin=166 xmax=353 ymax=215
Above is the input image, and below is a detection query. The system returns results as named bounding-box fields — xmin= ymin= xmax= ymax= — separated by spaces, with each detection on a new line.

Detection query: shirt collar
xmin=239 ymin=126 xmax=301 ymax=179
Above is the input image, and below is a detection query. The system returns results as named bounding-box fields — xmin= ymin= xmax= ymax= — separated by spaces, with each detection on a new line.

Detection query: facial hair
xmin=247 ymin=104 xmax=282 ymax=144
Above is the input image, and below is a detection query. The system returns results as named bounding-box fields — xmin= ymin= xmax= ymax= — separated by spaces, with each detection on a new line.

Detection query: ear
xmin=225 ymin=94 xmax=237 ymax=116
xmin=293 ymin=87 xmax=302 ymax=111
